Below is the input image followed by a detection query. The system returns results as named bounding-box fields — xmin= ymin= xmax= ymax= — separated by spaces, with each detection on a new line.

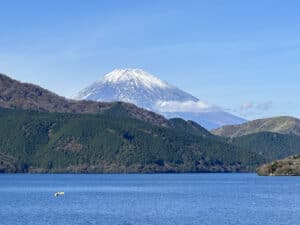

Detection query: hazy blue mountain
xmin=74 ymin=69 xmax=246 ymax=129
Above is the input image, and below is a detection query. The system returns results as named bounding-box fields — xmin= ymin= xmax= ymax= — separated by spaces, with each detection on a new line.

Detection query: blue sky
xmin=0 ymin=0 xmax=299 ymax=120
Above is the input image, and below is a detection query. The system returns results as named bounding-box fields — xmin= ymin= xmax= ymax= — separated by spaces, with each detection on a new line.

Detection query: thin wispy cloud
xmin=232 ymin=101 xmax=274 ymax=118
xmin=240 ymin=101 xmax=273 ymax=112
xmin=155 ymin=100 xmax=220 ymax=113
xmin=256 ymin=101 xmax=273 ymax=111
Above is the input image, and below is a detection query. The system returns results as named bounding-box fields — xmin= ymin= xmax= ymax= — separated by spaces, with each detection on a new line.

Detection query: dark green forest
xmin=0 ymin=107 xmax=263 ymax=173
xmin=230 ymin=132 xmax=300 ymax=162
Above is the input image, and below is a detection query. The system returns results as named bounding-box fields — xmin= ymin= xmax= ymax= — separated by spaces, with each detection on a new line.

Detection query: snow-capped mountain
xmin=74 ymin=69 xmax=246 ymax=129
xmin=75 ymin=69 xmax=198 ymax=109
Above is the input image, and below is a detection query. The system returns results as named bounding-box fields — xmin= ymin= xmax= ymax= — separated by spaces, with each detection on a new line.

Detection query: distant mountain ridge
xmin=213 ymin=116 xmax=300 ymax=163
xmin=74 ymin=68 xmax=246 ymax=129
xmin=212 ymin=116 xmax=300 ymax=137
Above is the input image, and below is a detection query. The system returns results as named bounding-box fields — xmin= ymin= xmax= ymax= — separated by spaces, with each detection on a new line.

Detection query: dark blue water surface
xmin=0 ymin=173 xmax=299 ymax=225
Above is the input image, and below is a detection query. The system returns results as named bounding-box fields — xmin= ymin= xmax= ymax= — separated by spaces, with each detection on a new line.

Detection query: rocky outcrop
xmin=257 ymin=155 xmax=300 ymax=176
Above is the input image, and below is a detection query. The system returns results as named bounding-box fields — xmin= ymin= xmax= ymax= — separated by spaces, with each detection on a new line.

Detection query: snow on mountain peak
xmin=74 ymin=68 xmax=247 ymax=129
xmin=100 ymin=68 xmax=168 ymax=89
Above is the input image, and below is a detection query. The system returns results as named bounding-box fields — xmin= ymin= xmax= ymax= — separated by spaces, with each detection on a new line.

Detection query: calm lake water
xmin=0 ymin=173 xmax=299 ymax=225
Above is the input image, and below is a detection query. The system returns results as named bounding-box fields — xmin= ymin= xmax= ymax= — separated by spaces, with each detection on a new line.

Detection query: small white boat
xmin=54 ymin=192 xmax=65 ymax=197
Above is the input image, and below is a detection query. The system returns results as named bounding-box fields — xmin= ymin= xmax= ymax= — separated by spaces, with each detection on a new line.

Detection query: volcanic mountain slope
xmin=74 ymin=68 xmax=246 ymax=129
xmin=212 ymin=116 xmax=300 ymax=137
xmin=74 ymin=68 xmax=198 ymax=107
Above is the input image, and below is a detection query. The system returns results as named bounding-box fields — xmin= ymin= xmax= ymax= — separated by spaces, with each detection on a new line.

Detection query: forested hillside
xmin=231 ymin=132 xmax=300 ymax=162
xmin=0 ymin=107 xmax=263 ymax=173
